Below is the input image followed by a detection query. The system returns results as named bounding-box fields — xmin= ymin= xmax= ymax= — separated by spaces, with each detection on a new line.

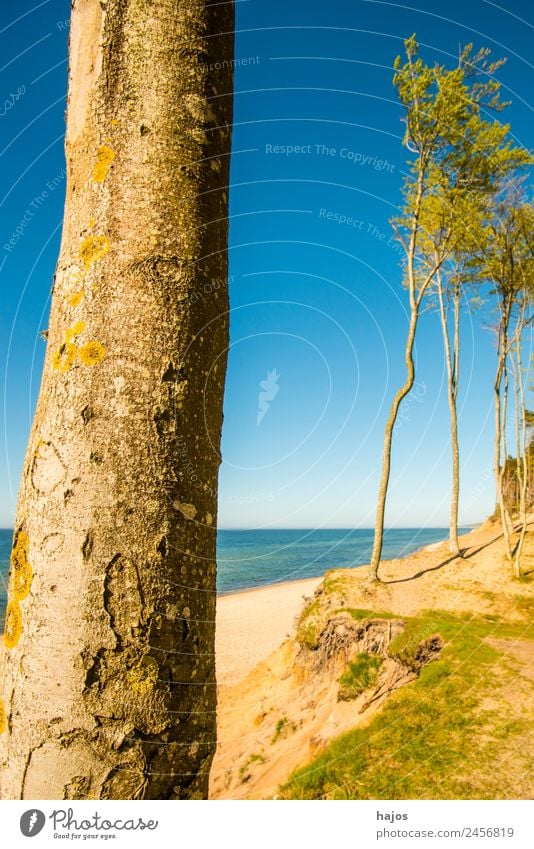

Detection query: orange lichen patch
xmin=52 ymin=343 xmax=78 ymax=373
xmin=93 ymin=144 xmax=115 ymax=183
xmin=80 ymin=235 xmax=110 ymax=269
xmin=0 ymin=698 xmax=6 ymax=734
xmin=79 ymin=340 xmax=106 ymax=366
xmin=69 ymin=290 xmax=84 ymax=308
xmin=11 ymin=530 xmax=33 ymax=601
xmin=4 ymin=600 xmax=22 ymax=649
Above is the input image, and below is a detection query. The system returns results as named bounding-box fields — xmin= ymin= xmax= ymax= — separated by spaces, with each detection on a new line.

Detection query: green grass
xmin=280 ymin=609 xmax=534 ymax=799
xmin=344 ymin=607 xmax=398 ymax=621
xmin=338 ymin=653 xmax=383 ymax=701
xmin=295 ymin=598 xmax=322 ymax=649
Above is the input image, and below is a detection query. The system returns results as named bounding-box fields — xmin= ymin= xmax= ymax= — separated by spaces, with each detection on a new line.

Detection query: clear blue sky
xmin=0 ymin=0 xmax=532 ymax=530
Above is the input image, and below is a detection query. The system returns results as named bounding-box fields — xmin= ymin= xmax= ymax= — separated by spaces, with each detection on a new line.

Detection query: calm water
xmin=0 ymin=526 xmax=470 ymax=622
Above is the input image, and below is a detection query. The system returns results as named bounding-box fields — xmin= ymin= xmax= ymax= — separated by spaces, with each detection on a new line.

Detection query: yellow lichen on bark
xmin=126 ymin=656 xmax=159 ymax=695
xmin=71 ymin=320 xmax=86 ymax=335
xmin=79 ymin=340 xmax=106 ymax=366
xmin=79 ymin=235 xmax=110 ymax=268
xmin=13 ymin=561 xmax=33 ymax=601
xmin=65 ymin=320 xmax=86 ymax=343
xmin=52 ymin=343 xmax=78 ymax=373
xmin=11 ymin=530 xmax=33 ymax=601
xmin=69 ymin=291 xmax=84 ymax=308
xmin=172 ymin=500 xmax=197 ymax=520
xmin=0 ymin=699 xmax=6 ymax=734
xmin=4 ymin=601 xmax=23 ymax=649
xmin=54 ymin=321 xmax=87 ymax=369
xmin=93 ymin=144 xmax=115 ymax=183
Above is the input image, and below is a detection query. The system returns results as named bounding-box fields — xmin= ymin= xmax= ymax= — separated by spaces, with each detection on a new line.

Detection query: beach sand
xmin=214 ymin=519 xmax=533 ymax=689
xmin=210 ymin=518 xmax=534 ymax=799
xmin=215 ymin=577 xmax=321 ymax=685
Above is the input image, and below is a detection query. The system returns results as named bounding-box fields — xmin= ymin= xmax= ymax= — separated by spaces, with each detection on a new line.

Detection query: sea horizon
xmin=0 ymin=525 xmax=474 ymax=618
xmin=0 ymin=525 xmax=480 ymax=531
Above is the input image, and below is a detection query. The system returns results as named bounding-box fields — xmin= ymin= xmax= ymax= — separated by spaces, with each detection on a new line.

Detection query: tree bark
xmin=0 ymin=0 xmax=234 ymax=800
xmin=436 ymin=273 xmax=461 ymax=557
xmin=511 ymin=309 xmax=528 ymax=578
xmin=494 ymin=303 xmax=513 ymax=561
xmin=370 ymin=306 xmax=418 ymax=580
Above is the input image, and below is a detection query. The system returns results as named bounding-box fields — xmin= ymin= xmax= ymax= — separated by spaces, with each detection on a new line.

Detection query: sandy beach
xmin=210 ymin=519 xmax=534 ymax=799
xmin=213 ymin=529 xmax=470 ymax=686
xmin=215 ymin=576 xmax=322 ymax=685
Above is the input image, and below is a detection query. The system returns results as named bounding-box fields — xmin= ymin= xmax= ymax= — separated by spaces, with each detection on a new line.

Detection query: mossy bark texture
xmin=0 ymin=0 xmax=234 ymax=799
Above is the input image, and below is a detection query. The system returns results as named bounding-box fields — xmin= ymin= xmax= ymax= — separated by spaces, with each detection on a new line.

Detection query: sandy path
xmin=215 ymin=577 xmax=321 ymax=685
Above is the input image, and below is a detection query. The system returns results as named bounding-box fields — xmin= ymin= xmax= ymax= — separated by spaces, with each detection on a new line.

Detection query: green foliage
xmin=390 ymin=35 xmax=532 ymax=300
xmin=483 ymin=189 xmax=534 ymax=302
xmin=338 ymin=653 xmax=383 ymax=701
xmin=280 ymin=611 xmax=534 ymax=799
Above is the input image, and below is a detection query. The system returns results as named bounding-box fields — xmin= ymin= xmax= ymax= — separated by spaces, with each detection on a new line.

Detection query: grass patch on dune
xmin=345 ymin=607 xmax=398 ymax=621
xmin=338 ymin=653 xmax=383 ymax=701
xmin=280 ymin=610 xmax=534 ymax=800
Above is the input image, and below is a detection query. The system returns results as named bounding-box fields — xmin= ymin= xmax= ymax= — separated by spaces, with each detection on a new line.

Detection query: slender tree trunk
xmin=369 ymin=162 xmax=429 ymax=581
xmin=0 ymin=0 xmax=234 ymax=800
xmin=436 ymin=271 xmax=461 ymax=557
xmin=512 ymin=328 xmax=528 ymax=577
xmin=370 ymin=307 xmax=418 ymax=580
xmin=495 ymin=325 xmax=513 ymax=561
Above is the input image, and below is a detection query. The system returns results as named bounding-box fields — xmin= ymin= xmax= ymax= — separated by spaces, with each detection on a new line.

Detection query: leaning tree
xmin=0 ymin=0 xmax=234 ymax=799
xmin=484 ymin=189 xmax=534 ymax=574
xmin=370 ymin=37 xmax=528 ymax=579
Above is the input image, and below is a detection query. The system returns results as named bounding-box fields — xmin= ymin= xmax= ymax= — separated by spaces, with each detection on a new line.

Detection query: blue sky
xmin=0 ymin=0 xmax=532 ymax=530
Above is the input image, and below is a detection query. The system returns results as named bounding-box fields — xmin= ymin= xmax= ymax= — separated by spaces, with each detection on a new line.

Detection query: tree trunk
xmin=495 ymin=335 xmax=513 ymax=562
xmin=370 ymin=306 xmax=418 ymax=580
xmin=436 ymin=274 xmax=461 ymax=557
xmin=449 ymin=394 xmax=461 ymax=554
xmin=512 ymin=330 xmax=528 ymax=577
xmin=0 ymin=0 xmax=234 ymax=800
xmin=369 ymin=161 xmax=431 ymax=582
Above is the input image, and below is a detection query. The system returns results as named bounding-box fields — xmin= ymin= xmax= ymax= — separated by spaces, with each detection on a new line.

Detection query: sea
xmin=0 ymin=526 xmax=471 ymax=623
